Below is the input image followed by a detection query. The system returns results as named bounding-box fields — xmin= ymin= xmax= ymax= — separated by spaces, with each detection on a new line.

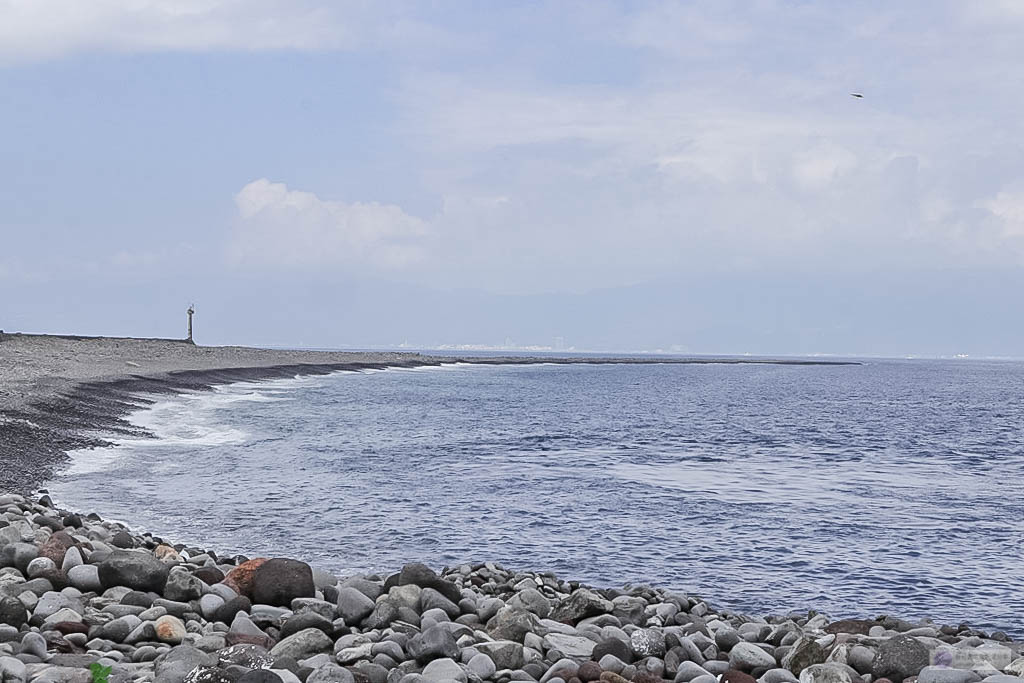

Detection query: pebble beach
xmin=0 ymin=492 xmax=1021 ymax=683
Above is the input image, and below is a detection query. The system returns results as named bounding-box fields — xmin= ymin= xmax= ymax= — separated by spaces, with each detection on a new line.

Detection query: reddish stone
xmin=721 ymin=670 xmax=758 ymax=683
xmin=154 ymin=544 xmax=181 ymax=562
xmin=222 ymin=558 xmax=268 ymax=598
xmin=578 ymin=662 xmax=602 ymax=682
xmin=38 ymin=531 xmax=78 ymax=566
xmin=224 ymin=630 xmax=274 ymax=649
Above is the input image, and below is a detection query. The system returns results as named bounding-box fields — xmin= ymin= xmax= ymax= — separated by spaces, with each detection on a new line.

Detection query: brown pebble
xmin=600 ymin=672 xmax=630 ymax=683
xmin=154 ymin=544 xmax=181 ymax=562
xmin=578 ymin=662 xmax=602 ymax=682
xmin=37 ymin=531 xmax=78 ymax=566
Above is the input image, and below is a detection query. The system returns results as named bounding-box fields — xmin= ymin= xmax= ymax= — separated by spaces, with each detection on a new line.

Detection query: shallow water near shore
xmin=47 ymin=359 xmax=1024 ymax=635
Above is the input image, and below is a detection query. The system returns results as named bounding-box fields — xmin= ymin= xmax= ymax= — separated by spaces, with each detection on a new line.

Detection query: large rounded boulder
xmin=251 ymin=558 xmax=315 ymax=606
xmin=871 ymin=635 xmax=930 ymax=683
xmin=98 ymin=550 xmax=171 ymax=592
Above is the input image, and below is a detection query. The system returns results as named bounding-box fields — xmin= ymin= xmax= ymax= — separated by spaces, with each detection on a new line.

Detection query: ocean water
xmin=47 ymin=359 xmax=1024 ymax=634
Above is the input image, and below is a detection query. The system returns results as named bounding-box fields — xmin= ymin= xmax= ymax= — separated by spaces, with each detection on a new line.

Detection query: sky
xmin=2 ymin=1 xmax=1024 ymax=356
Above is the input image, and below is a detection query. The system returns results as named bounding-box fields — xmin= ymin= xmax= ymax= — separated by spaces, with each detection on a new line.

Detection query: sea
xmin=45 ymin=358 xmax=1024 ymax=635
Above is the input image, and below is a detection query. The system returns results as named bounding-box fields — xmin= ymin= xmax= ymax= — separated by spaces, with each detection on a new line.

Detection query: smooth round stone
xmin=100 ymin=614 xmax=142 ymax=642
xmin=675 ymin=661 xmax=712 ymax=682
xmin=798 ymin=664 xmax=859 ymax=683
xmin=599 ymin=655 xmax=627 ymax=674
xmin=155 ymin=615 xmax=187 ymax=644
xmin=26 ymin=557 xmax=58 ymax=580
xmin=306 ymin=663 xmax=355 ymax=683
xmin=0 ymin=656 xmax=27 ymax=682
xmin=761 ymin=669 xmax=800 ymax=683
xmin=43 ymin=607 xmax=83 ymax=625
xmin=200 ymin=594 xmax=226 ymax=620
xmin=270 ymin=628 xmax=334 ymax=660
xmin=195 ymin=635 xmax=227 ymax=653
xmin=468 ymin=653 xmax=497 ymax=679
xmin=64 ymin=633 xmax=88 ymax=647
xmin=372 ymin=641 xmax=406 ymax=662
xmin=422 ymin=658 xmax=468 ymax=683
xmin=164 ymin=569 xmax=204 ymax=602
xmin=21 ymin=632 xmax=48 ymax=658
xmin=252 ymin=559 xmax=315 ymax=607
xmin=66 ymin=565 xmax=102 ymax=593
xmin=423 ymin=608 xmax=452 ymax=623
xmin=98 ymin=550 xmax=170 ymax=593
xmin=118 ymin=590 xmax=153 ymax=608
xmin=209 ymin=583 xmax=240 ymax=602
xmin=729 ymin=642 xmax=776 ymax=671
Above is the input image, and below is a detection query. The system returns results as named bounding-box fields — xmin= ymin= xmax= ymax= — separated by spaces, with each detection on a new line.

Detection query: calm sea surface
xmin=47 ymin=360 xmax=1024 ymax=634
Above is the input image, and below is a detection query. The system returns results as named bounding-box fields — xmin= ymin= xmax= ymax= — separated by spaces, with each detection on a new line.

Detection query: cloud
xmin=228 ymin=179 xmax=429 ymax=270
xmin=980 ymin=187 xmax=1024 ymax=238
xmin=396 ymin=70 xmax=1024 ymax=283
xmin=0 ymin=0 xmax=440 ymax=63
xmin=9 ymin=0 xmax=1024 ymax=294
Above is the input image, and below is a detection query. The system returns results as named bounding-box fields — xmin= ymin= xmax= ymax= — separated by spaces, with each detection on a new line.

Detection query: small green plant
xmin=90 ymin=661 xmax=112 ymax=683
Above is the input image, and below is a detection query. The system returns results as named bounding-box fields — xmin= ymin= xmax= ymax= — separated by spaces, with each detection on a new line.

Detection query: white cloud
xmin=792 ymin=141 xmax=858 ymax=191
xmin=980 ymin=187 xmax=1024 ymax=238
xmin=10 ymin=0 xmax=1024 ymax=293
xmin=0 ymin=0 xmax=441 ymax=62
xmin=228 ymin=179 xmax=429 ymax=270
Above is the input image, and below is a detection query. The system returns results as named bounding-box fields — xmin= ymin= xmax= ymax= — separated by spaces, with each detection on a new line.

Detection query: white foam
xmin=62 ymin=444 xmax=127 ymax=475
xmin=57 ymin=361 xmax=549 ymax=477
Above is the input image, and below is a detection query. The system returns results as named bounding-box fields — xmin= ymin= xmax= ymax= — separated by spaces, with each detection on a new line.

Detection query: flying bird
xmin=850 ymin=93 xmax=864 ymax=98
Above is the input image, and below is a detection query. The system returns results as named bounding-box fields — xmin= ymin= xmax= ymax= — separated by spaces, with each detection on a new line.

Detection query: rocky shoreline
xmin=0 ymin=493 xmax=1020 ymax=683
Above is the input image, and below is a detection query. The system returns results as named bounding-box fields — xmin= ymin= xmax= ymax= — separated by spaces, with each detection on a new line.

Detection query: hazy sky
xmin=2 ymin=1 xmax=1023 ymax=356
